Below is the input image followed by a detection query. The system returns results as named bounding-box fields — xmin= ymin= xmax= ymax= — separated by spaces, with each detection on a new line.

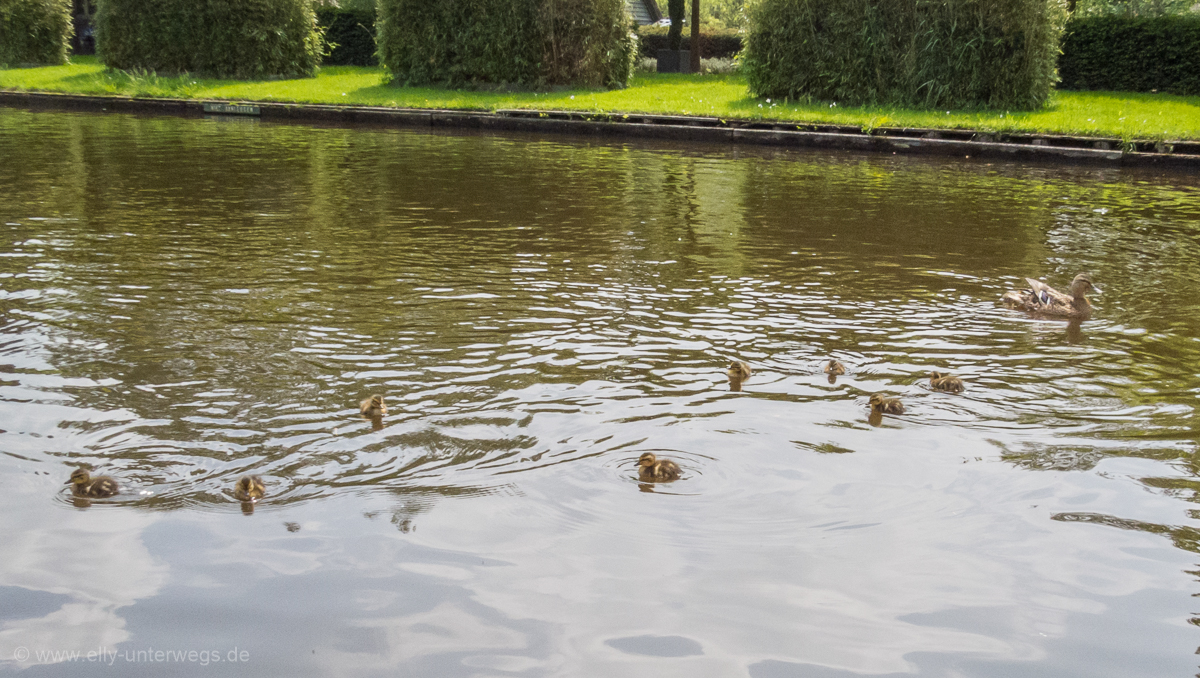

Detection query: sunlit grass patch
xmin=2 ymin=57 xmax=1197 ymax=140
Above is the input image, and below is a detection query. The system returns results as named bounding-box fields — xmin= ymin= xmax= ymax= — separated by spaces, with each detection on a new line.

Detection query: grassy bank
xmin=2 ymin=57 xmax=1198 ymax=140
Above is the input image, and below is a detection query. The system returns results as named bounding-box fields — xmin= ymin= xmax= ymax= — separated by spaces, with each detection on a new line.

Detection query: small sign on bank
xmin=202 ymin=103 xmax=261 ymax=116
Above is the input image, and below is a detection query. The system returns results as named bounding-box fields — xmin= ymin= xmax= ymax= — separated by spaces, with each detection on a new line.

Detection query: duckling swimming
xmin=824 ymin=359 xmax=846 ymax=376
xmin=1001 ymin=273 xmax=1096 ymax=319
xmin=727 ymin=359 xmax=751 ymax=392
xmin=869 ymin=393 xmax=905 ymax=415
xmin=360 ymin=394 xmax=387 ymax=418
xmin=233 ymin=475 xmax=265 ymax=502
xmin=637 ymin=452 xmax=681 ymax=482
xmin=727 ymin=360 xmax=752 ymax=381
xmin=929 ymin=371 xmax=964 ymax=393
xmin=65 ymin=468 xmax=119 ymax=498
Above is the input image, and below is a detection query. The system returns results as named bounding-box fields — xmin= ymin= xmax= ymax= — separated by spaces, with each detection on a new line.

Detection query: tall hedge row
xmin=0 ymin=0 xmax=72 ymax=66
xmin=1059 ymin=16 xmax=1200 ymax=95
xmin=377 ymin=0 xmax=636 ymax=88
xmin=635 ymin=26 xmax=742 ymax=59
xmin=742 ymin=0 xmax=1069 ymax=109
xmin=96 ymin=0 xmax=323 ymax=78
xmin=316 ymin=7 xmax=376 ymax=67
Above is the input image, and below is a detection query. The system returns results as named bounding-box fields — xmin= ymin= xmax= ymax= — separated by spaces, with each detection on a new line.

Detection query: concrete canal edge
xmin=3 ymin=90 xmax=1198 ymax=170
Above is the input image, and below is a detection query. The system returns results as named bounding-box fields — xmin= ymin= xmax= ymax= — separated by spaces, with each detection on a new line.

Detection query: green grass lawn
xmin=3 ymin=56 xmax=1198 ymax=140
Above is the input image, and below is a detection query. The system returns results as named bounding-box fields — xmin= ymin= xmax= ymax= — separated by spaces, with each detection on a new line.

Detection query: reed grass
xmin=95 ymin=0 xmax=322 ymax=78
xmin=0 ymin=0 xmax=72 ymax=66
xmin=743 ymin=0 xmax=1069 ymax=110
xmin=2 ymin=58 xmax=1197 ymax=140
xmin=377 ymin=0 xmax=634 ymax=87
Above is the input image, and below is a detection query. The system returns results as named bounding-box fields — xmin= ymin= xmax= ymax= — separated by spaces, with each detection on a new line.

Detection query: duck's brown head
xmin=930 ymin=371 xmax=947 ymax=379
xmin=868 ymin=393 xmax=886 ymax=409
xmin=637 ymin=452 xmax=658 ymax=468
xmin=1069 ymin=274 xmax=1095 ymax=298
xmin=66 ymin=468 xmax=90 ymax=486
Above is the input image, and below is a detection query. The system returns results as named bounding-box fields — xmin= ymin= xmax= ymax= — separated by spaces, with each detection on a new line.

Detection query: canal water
xmin=1 ymin=107 xmax=1199 ymax=677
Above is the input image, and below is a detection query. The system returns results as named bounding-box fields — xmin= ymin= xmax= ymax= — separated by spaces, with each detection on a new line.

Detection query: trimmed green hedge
xmin=96 ymin=0 xmax=323 ymax=78
xmin=1059 ymin=16 xmax=1200 ymax=95
xmin=317 ymin=7 xmax=375 ymax=67
xmin=743 ymin=0 xmax=1069 ymax=109
xmin=0 ymin=0 xmax=72 ymax=66
xmin=635 ymin=26 xmax=742 ymax=59
xmin=377 ymin=0 xmax=635 ymax=88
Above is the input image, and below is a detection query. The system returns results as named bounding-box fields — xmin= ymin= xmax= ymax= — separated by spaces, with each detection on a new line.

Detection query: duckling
xmin=1001 ymin=273 xmax=1096 ymax=319
xmin=727 ymin=360 xmax=752 ymax=382
xmin=360 ymin=394 xmax=387 ymax=418
xmin=65 ymin=468 xmax=119 ymax=498
xmin=824 ymin=359 xmax=846 ymax=376
xmin=637 ymin=452 xmax=681 ymax=482
xmin=869 ymin=393 xmax=905 ymax=415
xmin=233 ymin=475 xmax=266 ymax=502
xmin=929 ymin=371 xmax=965 ymax=393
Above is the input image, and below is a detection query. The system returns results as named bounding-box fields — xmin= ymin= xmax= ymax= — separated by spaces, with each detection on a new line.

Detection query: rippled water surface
xmin=2 ymin=107 xmax=1200 ymax=677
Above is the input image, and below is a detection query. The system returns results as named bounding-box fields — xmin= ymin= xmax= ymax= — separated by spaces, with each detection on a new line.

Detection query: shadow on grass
xmin=1059 ymin=89 xmax=1200 ymax=110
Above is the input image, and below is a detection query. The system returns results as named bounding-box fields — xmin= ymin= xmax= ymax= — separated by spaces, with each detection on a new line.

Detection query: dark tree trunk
xmin=667 ymin=0 xmax=685 ymax=50
xmin=689 ymin=0 xmax=700 ymax=72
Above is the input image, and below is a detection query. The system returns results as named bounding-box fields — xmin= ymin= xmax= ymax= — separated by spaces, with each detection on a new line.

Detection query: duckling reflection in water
xmin=637 ymin=452 xmax=681 ymax=482
xmin=234 ymin=475 xmax=266 ymax=502
xmin=1001 ymin=273 xmax=1096 ymax=319
xmin=360 ymin=394 xmax=387 ymax=418
xmin=929 ymin=371 xmax=964 ymax=393
xmin=824 ymin=359 xmax=846 ymax=384
xmin=727 ymin=359 xmax=751 ymax=392
xmin=65 ymin=468 xmax=119 ymax=498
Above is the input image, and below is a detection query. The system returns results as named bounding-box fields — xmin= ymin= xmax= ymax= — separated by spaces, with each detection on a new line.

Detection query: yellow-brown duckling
xmin=869 ymin=393 xmax=905 ymax=415
xmin=233 ymin=475 xmax=266 ymax=502
xmin=824 ymin=359 xmax=846 ymax=376
xmin=65 ymin=468 xmax=119 ymax=498
xmin=360 ymin=394 xmax=387 ymax=418
xmin=929 ymin=371 xmax=965 ymax=393
xmin=727 ymin=359 xmax=752 ymax=382
xmin=637 ymin=452 xmax=681 ymax=482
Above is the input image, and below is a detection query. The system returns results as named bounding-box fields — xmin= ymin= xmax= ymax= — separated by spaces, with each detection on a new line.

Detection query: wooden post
xmin=690 ymin=0 xmax=700 ymax=73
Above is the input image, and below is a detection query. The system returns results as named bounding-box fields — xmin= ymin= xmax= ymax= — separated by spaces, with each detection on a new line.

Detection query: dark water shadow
xmin=605 ymin=634 xmax=703 ymax=657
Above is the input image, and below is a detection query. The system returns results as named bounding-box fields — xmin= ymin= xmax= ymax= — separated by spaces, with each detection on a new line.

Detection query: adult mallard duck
xmin=65 ymin=468 xmax=119 ymax=498
xmin=234 ymin=475 xmax=266 ymax=502
xmin=824 ymin=359 xmax=846 ymax=376
xmin=637 ymin=452 xmax=681 ymax=482
xmin=929 ymin=371 xmax=964 ymax=393
xmin=1001 ymin=274 xmax=1096 ymax=318
xmin=360 ymin=394 xmax=387 ymax=418
xmin=869 ymin=393 xmax=905 ymax=415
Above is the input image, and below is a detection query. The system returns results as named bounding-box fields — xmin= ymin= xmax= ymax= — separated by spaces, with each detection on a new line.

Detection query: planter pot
xmin=656 ymin=49 xmax=691 ymax=74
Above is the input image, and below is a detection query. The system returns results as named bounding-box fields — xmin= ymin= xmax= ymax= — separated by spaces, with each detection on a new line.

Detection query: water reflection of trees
xmin=1053 ymin=511 xmax=1200 ymax=554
